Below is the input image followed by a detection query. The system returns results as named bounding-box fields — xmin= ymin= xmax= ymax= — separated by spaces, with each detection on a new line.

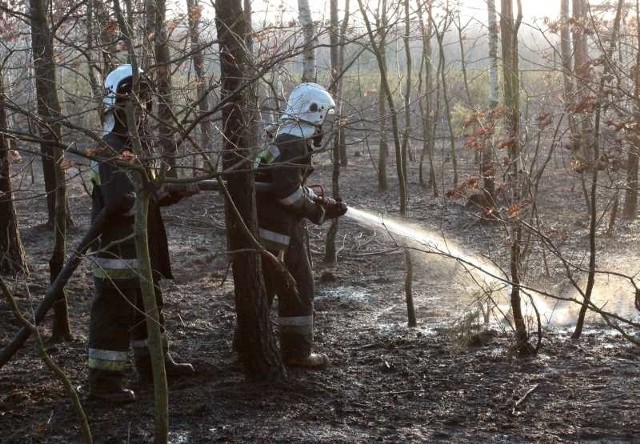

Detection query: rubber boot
xmin=135 ymin=351 xmax=195 ymax=384
xmin=284 ymin=352 xmax=329 ymax=369
xmin=87 ymin=369 xmax=136 ymax=403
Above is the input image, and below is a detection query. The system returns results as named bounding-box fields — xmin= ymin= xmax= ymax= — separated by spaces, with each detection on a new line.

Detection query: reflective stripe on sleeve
xmin=253 ymin=144 xmax=281 ymax=169
xmin=278 ymin=186 xmax=304 ymax=206
xmin=88 ymin=348 xmax=128 ymax=371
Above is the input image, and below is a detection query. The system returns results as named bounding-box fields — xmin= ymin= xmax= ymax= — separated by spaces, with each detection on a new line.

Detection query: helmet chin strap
xmin=312 ymin=126 xmax=323 ymax=147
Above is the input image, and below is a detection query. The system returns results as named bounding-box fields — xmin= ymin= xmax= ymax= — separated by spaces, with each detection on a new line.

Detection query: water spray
xmin=344 ymin=206 xmax=505 ymax=283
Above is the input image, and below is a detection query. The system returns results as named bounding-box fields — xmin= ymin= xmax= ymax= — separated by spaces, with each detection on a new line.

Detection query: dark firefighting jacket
xmin=254 ymin=132 xmax=325 ymax=251
xmin=90 ymin=132 xmax=173 ymax=283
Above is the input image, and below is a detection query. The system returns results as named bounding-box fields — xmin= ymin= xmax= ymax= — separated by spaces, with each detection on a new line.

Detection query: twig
xmin=512 ymin=383 xmax=539 ymax=415
xmin=352 ymin=248 xmax=403 ymax=257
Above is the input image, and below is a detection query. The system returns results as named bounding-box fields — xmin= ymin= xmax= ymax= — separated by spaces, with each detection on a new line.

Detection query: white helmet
xmin=281 ymin=83 xmax=335 ymax=126
xmin=102 ymin=64 xmax=148 ymax=134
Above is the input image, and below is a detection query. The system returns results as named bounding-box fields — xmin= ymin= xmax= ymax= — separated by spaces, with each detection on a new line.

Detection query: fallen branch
xmin=0 ymin=277 xmax=93 ymax=443
xmin=0 ymin=208 xmax=107 ymax=368
xmin=512 ymin=383 xmax=539 ymax=415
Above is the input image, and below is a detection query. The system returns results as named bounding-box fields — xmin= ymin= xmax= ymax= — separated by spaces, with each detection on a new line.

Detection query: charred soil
xmin=1 ymin=155 xmax=640 ymax=443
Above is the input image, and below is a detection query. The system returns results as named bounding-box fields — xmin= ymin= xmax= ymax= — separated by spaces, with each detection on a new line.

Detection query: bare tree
xmin=573 ymin=0 xmax=625 ymax=338
xmin=186 ymin=0 xmax=213 ymax=173
xmin=401 ymin=0 xmax=412 ymax=165
xmin=377 ymin=0 xmax=389 ymax=192
xmin=215 ymin=0 xmax=285 ymax=381
xmin=298 ymin=0 xmax=317 ymax=82
xmin=358 ymin=0 xmax=407 ymax=214
xmin=416 ymin=0 xmax=437 ymax=193
xmin=483 ymin=0 xmax=499 ymax=198
xmin=623 ymin=0 xmax=640 ymax=218
xmin=500 ymin=0 xmax=531 ymax=354
xmin=324 ymin=0 xmax=349 ymax=265
xmin=29 ymin=0 xmax=71 ymax=341
xmin=0 ymin=66 xmax=28 ymax=275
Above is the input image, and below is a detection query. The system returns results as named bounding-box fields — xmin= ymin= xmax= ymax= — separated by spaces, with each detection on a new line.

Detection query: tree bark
xmin=377 ymin=0 xmax=388 ymax=191
xmin=324 ymin=0 xmax=342 ymax=265
xmin=416 ymin=0 xmax=437 ymax=193
xmin=298 ymin=0 xmax=316 ymax=83
xmin=500 ymin=0 xmax=531 ymax=353
xmin=0 ymin=71 xmax=28 ymax=275
xmin=215 ymin=0 xmax=285 ymax=381
xmin=29 ymin=0 xmax=71 ymax=340
xmin=484 ymin=0 xmax=498 ymax=197
xmin=186 ymin=0 xmax=213 ymax=173
xmin=574 ymin=0 xmax=624 ymax=338
xmin=153 ymin=0 xmax=179 ymax=176
xmin=623 ymin=0 xmax=640 ymax=219
xmin=358 ymin=0 xmax=406 ymax=214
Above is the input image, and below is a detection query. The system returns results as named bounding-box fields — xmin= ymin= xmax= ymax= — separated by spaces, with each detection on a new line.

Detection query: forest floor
xmin=1 ymin=152 xmax=640 ymax=443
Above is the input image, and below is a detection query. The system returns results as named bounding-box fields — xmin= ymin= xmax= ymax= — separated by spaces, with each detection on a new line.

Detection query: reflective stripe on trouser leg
xmin=88 ymin=277 xmax=137 ymax=371
xmin=90 ymin=257 xmax=140 ymax=280
xmin=279 ymin=314 xmax=313 ymax=359
xmin=88 ymin=348 xmax=128 ymax=371
xmin=279 ymin=222 xmax=315 ymax=359
xmin=131 ymin=333 xmax=168 ymax=362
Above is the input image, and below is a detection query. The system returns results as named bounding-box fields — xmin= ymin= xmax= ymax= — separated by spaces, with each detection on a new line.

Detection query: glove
xmin=317 ymin=196 xmax=348 ymax=219
xmin=155 ymin=183 xmax=200 ymax=206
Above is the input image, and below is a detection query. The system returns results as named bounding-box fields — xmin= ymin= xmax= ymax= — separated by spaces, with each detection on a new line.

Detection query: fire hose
xmin=0 ymin=179 xmax=342 ymax=368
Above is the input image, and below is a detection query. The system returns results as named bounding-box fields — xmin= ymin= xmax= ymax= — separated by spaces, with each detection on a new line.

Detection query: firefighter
xmin=85 ymin=64 xmax=198 ymax=403
xmin=254 ymin=82 xmax=348 ymax=368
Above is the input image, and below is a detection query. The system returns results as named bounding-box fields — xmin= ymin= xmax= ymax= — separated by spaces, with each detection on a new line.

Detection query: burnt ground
xmin=1 ymin=152 xmax=640 ymax=443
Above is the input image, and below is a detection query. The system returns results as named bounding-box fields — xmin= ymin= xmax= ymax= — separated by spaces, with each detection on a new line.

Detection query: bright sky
xmin=248 ymin=0 xmax=566 ymax=24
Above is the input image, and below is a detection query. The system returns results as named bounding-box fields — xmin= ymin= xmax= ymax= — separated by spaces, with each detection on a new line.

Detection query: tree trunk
xmin=186 ymin=0 xmax=213 ymax=173
xmin=574 ymin=0 xmax=624 ymax=338
xmin=404 ymin=249 xmax=416 ymax=327
xmin=358 ymin=0 xmax=406 ymax=214
xmin=136 ymin=185 xmax=169 ymax=443
xmin=434 ymin=21 xmax=458 ymax=187
xmin=337 ymin=0 xmax=350 ymax=167
xmin=484 ymin=0 xmax=498 ymax=197
xmin=298 ymin=0 xmax=316 ymax=83
xmin=324 ymin=0 xmax=343 ymax=265
xmin=572 ymin=0 xmax=594 ymax=211
xmin=500 ymin=0 xmax=531 ymax=354
xmin=377 ymin=0 xmax=388 ymax=191
xmin=30 ymin=0 xmax=71 ymax=229
xmin=153 ymin=0 xmax=178 ymax=176
xmin=215 ymin=0 xmax=285 ymax=381
xmin=30 ymin=0 xmax=71 ymax=340
xmin=416 ymin=0 xmax=437 ymax=193
xmin=623 ymin=1 xmax=640 ymax=219
xmin=401 ymin=0 xmax=412 ymax=165
xmin=0 ymin=71 xmax=28 ymax=275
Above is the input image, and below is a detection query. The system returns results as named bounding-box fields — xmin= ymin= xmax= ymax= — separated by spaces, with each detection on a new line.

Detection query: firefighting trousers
xmin=263 ymin=222 xmax=315 ymax=360
xmin=87 ymin=277 xmax=165 ymax=372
